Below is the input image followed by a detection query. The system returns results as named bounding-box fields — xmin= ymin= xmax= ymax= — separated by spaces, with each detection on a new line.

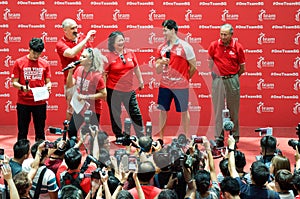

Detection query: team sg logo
xmin=76 ymin=9 xmax=94 ymax=21
xmin=3 ymin=32 xmax=21 ymax=44
xmin=148 ymin=32 xmax=164 ymax=45
xmin=256 ymin=101 xmax=274 ymax=114
xmin=188 ymin=102 xmax=201 ymax=112
xmin=221 ymin=9 xmax=239 ymax=21
xmin=3 ymin=8 xmax=20 ymax=20
xmin=148 ymin=9 xmax=166 ymax=21
xmin=258 ymin=9 xmax=276 ymax=21
xmin=295 ymin=33 xmax=300 ymax=45
xmin=112 ymin=9 xmax=130 ymax=21
xmin=148 ymin=77 xmax=160 ymax=90
xmin=257 ymin=78 xmax=275 ymax=90
xmin=185 ymin=9 xmax=202 ymax=21
xmin=294 ymin=79 xmax=300 ymax=91
xmin=4 ymin=55 xmax=15 ymax=67
xmin=257 ymin=32 xmax=275 ymax=45
xmin=41 ymin=55 xmax=58 ymax=66
xmin=293 ymin=102 xmax=300 ymax=115
xmin=294 ymin=57 xmax=300 ymax=69
xmin=41 ymin=32 xmax=58 ymax=43
xmin=184 ymin=32 xmax=202 ymax=44
xmin=256 ymin=56 xmax=275 ymax=68
xmin=5 ymin=100 xmax=16 ymax=112
xmin=148 ymin=56 xmax=156 ymax=68
xmin=148 ymin=101 xmax=159 ymax=113
xmin=4 ymin=77 xmax=12 ymax=89
xmin=40 ymin=9 xmax=57 ymax=21
xmin=295 ymin=9 xmax=300 ymax=22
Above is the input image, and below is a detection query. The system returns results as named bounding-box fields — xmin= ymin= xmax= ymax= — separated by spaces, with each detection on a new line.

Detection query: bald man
xmin=56 ymin=18 xmax=95 ymax=121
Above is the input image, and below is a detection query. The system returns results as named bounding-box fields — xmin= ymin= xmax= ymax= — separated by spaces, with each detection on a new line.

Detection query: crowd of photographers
xmin=1 ymin=122 xmax=300 ymax=199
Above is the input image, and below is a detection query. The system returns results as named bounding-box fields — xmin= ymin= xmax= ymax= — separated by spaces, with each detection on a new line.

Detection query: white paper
xmin=70 ymin=91 xmax=85 ymax=114
xmin=31 ymin=87 xmax=49 ymax=102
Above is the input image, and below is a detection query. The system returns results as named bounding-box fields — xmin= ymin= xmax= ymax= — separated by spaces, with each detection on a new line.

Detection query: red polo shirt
xmin=208 ymin=39 xmax=245 ymax=76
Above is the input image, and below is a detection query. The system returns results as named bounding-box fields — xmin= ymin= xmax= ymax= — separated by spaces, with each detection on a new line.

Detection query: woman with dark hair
xmin=66 ymin=48 xmax=107 ymax=138
xmin=104 ymin=31 xmax=144 ymax=139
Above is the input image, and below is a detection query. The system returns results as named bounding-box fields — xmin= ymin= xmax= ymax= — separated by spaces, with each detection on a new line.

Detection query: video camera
xmin=288 ymin=123 xmax=300 ymax=153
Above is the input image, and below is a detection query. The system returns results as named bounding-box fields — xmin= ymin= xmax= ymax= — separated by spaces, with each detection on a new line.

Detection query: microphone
xmin=62 ymin=60 xmax=81 ymax=72
xmin=25 ymin=80 xmax=29 ymax=90
xmin=223 ymin=120 xmax=234 ymax=135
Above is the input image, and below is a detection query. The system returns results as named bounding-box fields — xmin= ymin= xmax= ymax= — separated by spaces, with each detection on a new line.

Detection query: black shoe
xmin=215 ymin=139 xmax=224 ymax=148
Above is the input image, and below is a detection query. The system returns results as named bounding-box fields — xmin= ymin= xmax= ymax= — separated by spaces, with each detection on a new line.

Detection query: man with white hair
xmin=56 ymin=18 xmax=96 ymax=122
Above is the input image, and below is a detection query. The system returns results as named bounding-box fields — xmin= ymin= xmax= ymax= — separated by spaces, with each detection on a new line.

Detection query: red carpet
xmin=0 ymin=125 xmax=298 ymax=182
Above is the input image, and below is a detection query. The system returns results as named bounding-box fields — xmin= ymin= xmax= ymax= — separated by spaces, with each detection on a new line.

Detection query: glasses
xmin=120 ymin=54 xmax=126 ymax=64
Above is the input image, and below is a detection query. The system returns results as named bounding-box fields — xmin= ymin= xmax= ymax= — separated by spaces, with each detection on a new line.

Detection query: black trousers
xmin=17 ymin=103 xmax=46 ymax=141
xmin=106 ymin=88 xmax=144 ymax=137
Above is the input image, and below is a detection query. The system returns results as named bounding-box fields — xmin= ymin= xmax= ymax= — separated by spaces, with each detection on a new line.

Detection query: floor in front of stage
xmin=0 ymin=125 xmax=298 ymax=175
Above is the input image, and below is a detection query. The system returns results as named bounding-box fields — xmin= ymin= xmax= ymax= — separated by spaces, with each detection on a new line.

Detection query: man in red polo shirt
xmin=208 ymin=23 xmax=246 ymax=147
xmin=56 ymin=18 xmax=95 ymax=121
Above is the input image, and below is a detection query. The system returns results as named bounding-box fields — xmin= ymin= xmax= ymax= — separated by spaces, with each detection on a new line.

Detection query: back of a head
xmin=275 ymin=169 xmax=293 ymax=191
xmin=29 ymin=38 xmax=44 ymax=52
xmin=138 ymin=136 xmax=153 ymax=153
xmin=61 ymin=184 xmax=84 ymax=199
xmin=13 ymin=139 xmax=30 ymax=159
xmin=250 ymin=160 xmax=270 ymax=186
xmin=64 ymin=148 xmax=82 ymax=170
xmin=220 ymin=176 xmax=240 ymax=197
xmin=137 ymin=161 xmax=156 ymax=182
xmin=31 ymin=140 xmax=48 ymax=159
xmin=13 ymin=171 xmax=30 ymax=197
xmin=153 ymin=147 xmax=171 ymax=170
xmin=292 ymin=170 xmax=300 ymax=191
xmin=219 ymin=158 xmax=230 ymax=177
xmin=260 ymin=135 xmax=277 ymax=154
xmin=116 ymin=190 xmax=134 ymax=199
xmin=235 ymin=150 xmax=246 ymax=169
xmin=195 ymin=170 xmax=211 ymax=195
xmin=157 ymin=189 xmax=179 ymax=199
xmin=271 ymin=155 xmax=291 ymax=175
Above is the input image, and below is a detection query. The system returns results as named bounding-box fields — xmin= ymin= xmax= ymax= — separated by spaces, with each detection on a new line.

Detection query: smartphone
xmin=121 ymin=155 xmax=129 ymax=172
xmin=0 ymin=148 xmax=4 ymax=160
xmin=128 ymin=156 xmax=137 ymax=171
xmin=165 ymin=50 xmax=171 ymax=59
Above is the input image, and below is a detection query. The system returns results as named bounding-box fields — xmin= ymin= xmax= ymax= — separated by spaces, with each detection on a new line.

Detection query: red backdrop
xmin=0 ymin=1 xmax=299 ymax=135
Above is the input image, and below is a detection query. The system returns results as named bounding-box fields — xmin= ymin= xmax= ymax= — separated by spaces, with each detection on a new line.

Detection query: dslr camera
xmin=81 ymin=110 xmax=94 ymax=135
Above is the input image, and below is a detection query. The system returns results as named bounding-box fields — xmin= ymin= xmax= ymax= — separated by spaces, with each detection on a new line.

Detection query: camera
xmin=81 ymin=110 xmax=93 ymax=135
xmin=114 ymin=149 xmax=128 ymax=166
xmin=91 ymin=168 xmax=102 ymax=179
xmin=45 ymin=141 xmax=56 ymax=149
xmin=128 ymin=156 xmax=137 ymax=171
xmin=116 ymin=134 xmax=138 ymax=147
xmin=191 ymin=135 xmax=203 ymax=144
xmin=288 ymin=123 xmax=300 ymax=152
xmin=0 ymin=148 xmax=4 ymax=160
xmin=255 ymin=127 xmax=273 ymax=136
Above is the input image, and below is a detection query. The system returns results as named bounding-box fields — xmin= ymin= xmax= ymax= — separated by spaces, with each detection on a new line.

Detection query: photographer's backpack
xmin=60 ymin=171 xmax=86 ymax=197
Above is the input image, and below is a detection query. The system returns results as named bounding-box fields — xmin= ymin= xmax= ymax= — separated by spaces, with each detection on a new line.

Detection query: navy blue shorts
xmin=157 ymin=87 xmax=189 ymax=112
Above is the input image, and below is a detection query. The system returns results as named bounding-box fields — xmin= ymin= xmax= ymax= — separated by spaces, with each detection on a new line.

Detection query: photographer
xmin=56 ymin=148 xmax=96 ymax=196
xmin=257 ymin=135 xmax=278 ymax=168
xmin=66 ymin=47 xmax=107 ymax=138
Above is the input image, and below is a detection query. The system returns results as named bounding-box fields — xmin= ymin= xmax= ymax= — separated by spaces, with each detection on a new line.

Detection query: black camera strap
xmin=32 ymin=167 xmax=47 ymax=199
